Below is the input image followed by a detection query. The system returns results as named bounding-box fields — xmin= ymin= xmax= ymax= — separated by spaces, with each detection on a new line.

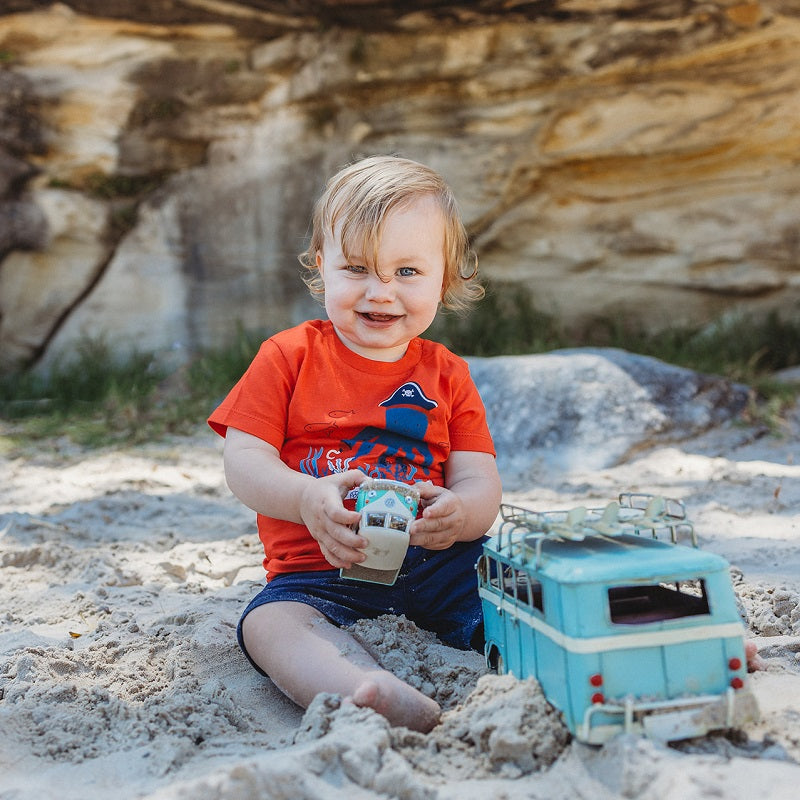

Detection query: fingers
xmin=410 ymin=521 xmax=458 ymax=549
xmin=418 ymin=488 xmax=459 ymax=526
xmin=409 ymin=490 xmax=462 ymax=550
xmin=332 ymin=469 xmax=369 ymax=493
xmin=315 ymin=519 xmax=367 ymax=568
xmin=414 ymin=480 xmax=440 ymax=506
xmin=299 ymin=472 xmax=367 ymax=568
xmin=319 ymin=532 xmax=366 ymax=568
xmin=413 ymin=510 xmax=453 ymax=534
xmin=310 ymin=507 xmax=366 ymax=568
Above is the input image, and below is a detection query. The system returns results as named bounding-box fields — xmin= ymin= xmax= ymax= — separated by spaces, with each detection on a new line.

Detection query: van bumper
xmin=577 ymin=687 xmax=759 ymax=744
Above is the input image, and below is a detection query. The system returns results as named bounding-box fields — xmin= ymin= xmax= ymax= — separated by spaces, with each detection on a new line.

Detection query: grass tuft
xmin=0 ymin=328 xmax=269 ymax=450
xmin=0 ymin=339 xmax=167 ymax=447
xmin=427 ymin=280 xmax=565 ymax=356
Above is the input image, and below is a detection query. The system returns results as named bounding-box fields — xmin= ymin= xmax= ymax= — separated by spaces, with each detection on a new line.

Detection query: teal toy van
xmin=478 ymin=494 xmax=758 ymax=743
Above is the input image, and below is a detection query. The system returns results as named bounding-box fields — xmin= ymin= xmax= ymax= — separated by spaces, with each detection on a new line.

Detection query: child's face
xmin=316 ymin=194 xmax=446 ymax=362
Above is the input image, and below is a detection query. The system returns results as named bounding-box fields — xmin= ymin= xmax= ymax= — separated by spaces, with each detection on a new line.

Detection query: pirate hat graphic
xmin=379 ymin=382 xmax=438 ymax=410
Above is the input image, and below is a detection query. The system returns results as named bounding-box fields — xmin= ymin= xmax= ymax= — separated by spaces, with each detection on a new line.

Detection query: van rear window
xmin=608 ymin=580 xmax=710 ymax=624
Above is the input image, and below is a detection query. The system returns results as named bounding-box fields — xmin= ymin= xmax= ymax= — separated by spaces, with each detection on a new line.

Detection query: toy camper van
xmin=340 ymin=478 xmax=420 ymax=586
xmin=478 ymin=493 xmax=758 ymax=744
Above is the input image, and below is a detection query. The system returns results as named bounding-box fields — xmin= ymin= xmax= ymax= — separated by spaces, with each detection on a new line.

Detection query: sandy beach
xmin=1 ymin=403 xmax=799 ymax=799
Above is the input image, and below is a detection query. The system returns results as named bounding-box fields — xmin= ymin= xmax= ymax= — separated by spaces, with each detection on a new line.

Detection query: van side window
xmin=477 ymin=555 xmax=501 ymax=590
xmin=531 ymin=579 xmax=544 ymax=612
xmin=608 ymin=579 xmax=710 ymax=625
xmin=501 ymin=564 xmax=516 ymax=597
xmin=515 ymin=570 xmax=544 ymax=612
xmin=501 ymin=565 xmax=544 ymax=613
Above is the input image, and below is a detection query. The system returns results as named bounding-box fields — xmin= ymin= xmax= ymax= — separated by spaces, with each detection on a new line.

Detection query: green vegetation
xmin=1 ymin=283 xmax=798 ymax=450
xmin=0 ymin=339 xmax=166 ymax=447
xmin=84 ymin=171 xmax=170 ymax=200
xmin=430 ymin=282 xmax=800 ymax=431
xmin=0 ymin=327 xmax=270 ymax=450
xmin=579 ymin=310 xmax=800 ymax=385
xmin=428 ymin=281 xmax=565 ymax=356
xmin=604 ymin=310 xmax=800 ymax=429
xmin=182 ymin=324 xmax=267 ymax=404
xmin=50 ymin=171 xmax=170 ymax=200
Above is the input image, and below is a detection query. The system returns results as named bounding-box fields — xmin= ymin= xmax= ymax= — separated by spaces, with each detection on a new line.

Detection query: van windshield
xmin=608 ymin=580 xmax=710 ymax=624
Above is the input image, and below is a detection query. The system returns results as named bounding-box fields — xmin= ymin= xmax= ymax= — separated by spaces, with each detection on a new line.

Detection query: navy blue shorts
xmin=237 ymin=539 xmax=486 ymax=676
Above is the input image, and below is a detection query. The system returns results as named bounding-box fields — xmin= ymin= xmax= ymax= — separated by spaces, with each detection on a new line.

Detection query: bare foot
xmin=745 ymin=640 xmax=765 ymax=672
xmin=349 ymin=675 xmax=441 ymax=733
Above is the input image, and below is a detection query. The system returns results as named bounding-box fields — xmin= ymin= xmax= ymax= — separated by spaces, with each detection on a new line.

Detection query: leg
xmin=404 ymin=539 xmax=486 ymax=649
xmin=241 ymin=600 xmax=441 ymax=732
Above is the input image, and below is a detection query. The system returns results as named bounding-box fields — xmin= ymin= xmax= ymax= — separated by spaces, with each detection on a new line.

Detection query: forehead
xmin=335 ymin=194 xmax=444 ymax=245
xmin=337 ymin=207 xmax=441 ymax=270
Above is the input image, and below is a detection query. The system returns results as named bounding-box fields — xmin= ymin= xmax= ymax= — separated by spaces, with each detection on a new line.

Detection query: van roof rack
xmin=498 ymin=494 xmax=697 ymax=567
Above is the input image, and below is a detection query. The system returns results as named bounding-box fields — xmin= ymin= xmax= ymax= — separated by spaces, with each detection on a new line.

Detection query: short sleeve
xmin=207 ymin=338 xmax=297 ymax=449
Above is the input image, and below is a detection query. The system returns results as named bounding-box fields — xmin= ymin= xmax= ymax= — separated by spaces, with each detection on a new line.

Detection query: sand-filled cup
xmin=339 ymin=478 xmax=420 ymax=586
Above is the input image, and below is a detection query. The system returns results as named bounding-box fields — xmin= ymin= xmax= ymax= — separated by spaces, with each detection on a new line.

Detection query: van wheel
xmin=487 ymin=645 xmax=505 ymax=675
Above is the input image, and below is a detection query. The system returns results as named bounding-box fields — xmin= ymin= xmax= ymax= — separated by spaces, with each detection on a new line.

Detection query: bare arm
xmin=409 ymin=450 xmax=502 ymax=549
xmin=222 ymin=427 xmax=368 ymax=568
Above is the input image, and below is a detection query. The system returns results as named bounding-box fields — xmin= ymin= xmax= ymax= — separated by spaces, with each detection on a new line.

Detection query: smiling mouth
xmin=360 ymin=312 xmax=400 ymax=323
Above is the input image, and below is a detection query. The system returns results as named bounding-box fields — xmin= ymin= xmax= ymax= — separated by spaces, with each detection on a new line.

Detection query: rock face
xmin=1 ymin=2 xmax=799 ymax=372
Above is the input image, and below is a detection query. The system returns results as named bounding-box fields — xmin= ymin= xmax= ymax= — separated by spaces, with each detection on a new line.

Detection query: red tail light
xmin=589 ymin=673 xmax=604 ymax=702
xmin=729 ymin=655 xmax=744 ymax=688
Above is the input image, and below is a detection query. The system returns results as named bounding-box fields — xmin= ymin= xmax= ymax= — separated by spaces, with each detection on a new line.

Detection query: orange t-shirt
xmin=208 ymin=320 xmax=495 ymax=578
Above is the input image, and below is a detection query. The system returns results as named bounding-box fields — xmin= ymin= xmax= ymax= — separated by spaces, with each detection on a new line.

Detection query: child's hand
xmin=409 ymin=482 xmax=465 ymax=550
xmin=299 ymin=470 xmax=367 ymax=568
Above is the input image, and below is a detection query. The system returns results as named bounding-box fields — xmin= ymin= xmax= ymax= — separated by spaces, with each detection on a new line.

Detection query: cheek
xmin=424 ymin=275 xmax=446 ymax=308
xmin=322 ymin=278 xmax=353 ymax=313
xmin=323 ymin=288 xmax=340 ymax=316
xmin=417 ymin=290 xmax=442 ymax=324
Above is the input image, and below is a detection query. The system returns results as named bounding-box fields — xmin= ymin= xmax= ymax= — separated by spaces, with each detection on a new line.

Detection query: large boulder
xmin=468 ymin=349 xmax=749 ymax=488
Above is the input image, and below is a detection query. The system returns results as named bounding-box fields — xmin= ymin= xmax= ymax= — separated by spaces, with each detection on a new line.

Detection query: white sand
xmin=1 ymin=407 xmax=799 ymax=800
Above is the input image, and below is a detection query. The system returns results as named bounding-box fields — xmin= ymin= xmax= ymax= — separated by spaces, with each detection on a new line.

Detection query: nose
xmin=364 ymin=272 xmax=395 ymax=302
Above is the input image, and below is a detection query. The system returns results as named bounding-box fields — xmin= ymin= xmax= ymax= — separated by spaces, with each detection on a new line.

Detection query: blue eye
xmin=397 ymin=267 xmax=418 ymax=277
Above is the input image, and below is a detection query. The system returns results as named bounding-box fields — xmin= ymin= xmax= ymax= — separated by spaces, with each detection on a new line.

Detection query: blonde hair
xmin=299 ymin=155 xmax=483 ymax=313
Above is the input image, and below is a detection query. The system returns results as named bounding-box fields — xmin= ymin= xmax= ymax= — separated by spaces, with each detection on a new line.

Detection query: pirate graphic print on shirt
xmin=300 ymin=381 xmax=439 ymax=484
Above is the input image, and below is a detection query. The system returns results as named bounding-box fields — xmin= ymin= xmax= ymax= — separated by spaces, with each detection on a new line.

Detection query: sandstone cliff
xmin=1 ymin=1 xmax=799 ymax=371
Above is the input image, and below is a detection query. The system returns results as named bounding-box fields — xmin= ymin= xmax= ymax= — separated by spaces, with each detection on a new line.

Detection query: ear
xmin=315 ymin=250 xmax=324 ymax=276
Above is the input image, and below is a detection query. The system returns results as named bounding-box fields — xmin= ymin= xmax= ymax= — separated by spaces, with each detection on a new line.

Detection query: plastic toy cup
xmin=339 ymin=478 xmax=420 ymax=586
